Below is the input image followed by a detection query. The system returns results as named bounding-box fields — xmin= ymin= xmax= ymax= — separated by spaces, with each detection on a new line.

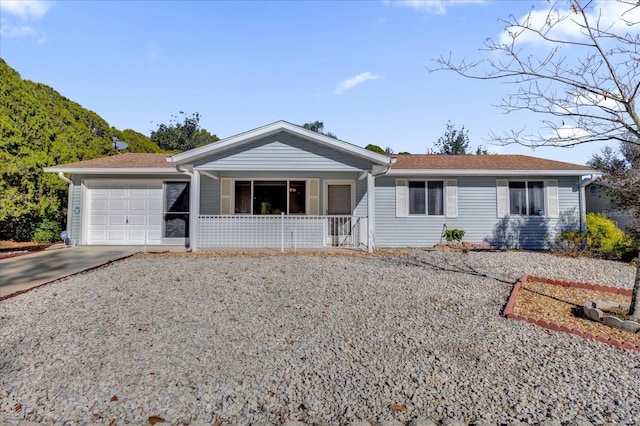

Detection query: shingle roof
xmin=46 ymin=153 xmax=174 ymax=169
xmin=45 ymin=152 xmax=593 ymax=173
xmin=390 ymin=154 xmax=592 ymax=171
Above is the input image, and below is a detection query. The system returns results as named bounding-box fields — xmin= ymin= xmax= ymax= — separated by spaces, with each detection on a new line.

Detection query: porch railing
xmin=197 ymin=215 xmax=366 ymax=250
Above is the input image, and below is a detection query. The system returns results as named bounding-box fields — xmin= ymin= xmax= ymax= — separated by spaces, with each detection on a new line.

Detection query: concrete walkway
xmin=0 ymin=246 xmax=144 ymax=299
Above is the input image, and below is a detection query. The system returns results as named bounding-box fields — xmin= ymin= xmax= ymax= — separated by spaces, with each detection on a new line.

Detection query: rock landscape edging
xmin=504 ymin=275 xmax=640 ymax=352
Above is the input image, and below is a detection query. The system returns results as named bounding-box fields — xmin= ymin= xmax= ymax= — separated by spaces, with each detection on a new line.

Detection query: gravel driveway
xmin=1 ymin=250 xmax=639 ymax=425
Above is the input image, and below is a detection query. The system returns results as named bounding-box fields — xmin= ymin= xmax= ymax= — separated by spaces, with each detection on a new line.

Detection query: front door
xmin=326 ymin=184 xmax=352 ymax=246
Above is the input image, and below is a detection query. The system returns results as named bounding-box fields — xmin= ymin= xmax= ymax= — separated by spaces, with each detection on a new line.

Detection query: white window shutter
xmin=445 ymin=179 xmax=458 ymax=218
xmin=221 ymin=178 xmax=232 ymax=214
xmin=308 ymin=179 xmax=320 ymax=215
xmin=396 ymin=179 xmax=408 ymax=217
xmin=545 ymin=179 xmax=559 ymax=218
xmin=496 ymin=179 xmax=508 ymax=218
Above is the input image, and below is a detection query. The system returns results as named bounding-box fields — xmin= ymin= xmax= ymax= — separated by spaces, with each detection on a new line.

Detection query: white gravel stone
xmin=0 ymin=251 xmax=639 ymax=425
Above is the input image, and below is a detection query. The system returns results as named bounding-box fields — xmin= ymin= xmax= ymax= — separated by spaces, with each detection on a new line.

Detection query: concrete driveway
xmin=0 ymin=246 xmax=142 ymax=299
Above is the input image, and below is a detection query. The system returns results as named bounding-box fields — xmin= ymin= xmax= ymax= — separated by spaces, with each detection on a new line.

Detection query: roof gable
xmin=193 ymin=130 xmax=378 ymax=171
xmin=168 ymin=120 xmax=393 ymax=167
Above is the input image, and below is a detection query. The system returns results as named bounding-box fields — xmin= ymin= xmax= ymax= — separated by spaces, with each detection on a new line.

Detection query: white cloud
xmin=0 ymin=21 xmax=37 ymax=38
xmin=553 ymin=125 xmax=592 ymax=144
xmin=0 ymin=0 xmax=52 ymax=20
xmin=499 ymin=0 xmax=640 ymax=46
xmin=389 ymin=0 xmax=486 ymax=16
xmin=0 ymin=0 xmax=51 ymax=42
xmin=335 ymin=72 xmax=380 ymax=95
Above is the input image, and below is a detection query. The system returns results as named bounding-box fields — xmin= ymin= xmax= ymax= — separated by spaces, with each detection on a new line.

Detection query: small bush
xmin=586 ymin=213 xmax=637 ymax=261
xmin=554 ymin=230 xmax=587 ymax=257
xmin=32 ymin=219 xmax=60 ymax=244
xmin=443 ymin=229 xmax=465 ymax=244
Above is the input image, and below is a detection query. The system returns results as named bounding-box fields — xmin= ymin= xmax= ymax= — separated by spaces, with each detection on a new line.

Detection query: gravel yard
xmin=1 ymin=250 xmax=639 ymax=425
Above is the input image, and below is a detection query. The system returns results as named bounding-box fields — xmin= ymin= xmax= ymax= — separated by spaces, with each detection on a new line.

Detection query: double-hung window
xmin=409 ymin=181 xmax=444 ymax=216
xmin=397 ymin=179 xmax=457 ymax=218
xmin=509 ymin=181 xmax=545 ymax=216
xmin=498 ymin=179 xmax=558 ymax=218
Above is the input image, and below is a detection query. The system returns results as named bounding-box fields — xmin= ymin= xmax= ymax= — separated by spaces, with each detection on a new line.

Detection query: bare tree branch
xmin=430 ymin=0 xmax=640 ymax=148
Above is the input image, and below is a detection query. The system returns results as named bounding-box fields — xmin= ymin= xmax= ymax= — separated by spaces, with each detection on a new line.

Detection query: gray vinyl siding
xmin=199 ymin=171 xmax=367 ymax=216
xmin=68 ymin=176 xmax=83 ymax=244
xmin=585 ymin=184 xmax=613 ymax=213
xmin=374 ymin=175 xmax=582 ymax=249
xmin=585 ymin=184 xmax=635 ymax=230
xmin=194 ymin=132 xmax=373 ymax=171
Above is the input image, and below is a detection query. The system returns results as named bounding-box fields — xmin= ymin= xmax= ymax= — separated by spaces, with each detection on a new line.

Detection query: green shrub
xmin=554 ymin=230 xmax=587 ymax=257
xmin=443 ymin=228 xmax=465 ymax=244
xmin=586 ymin=213 xmax=637 ymax=260
xmin=32 ymin=219 xmax=60 ymax=244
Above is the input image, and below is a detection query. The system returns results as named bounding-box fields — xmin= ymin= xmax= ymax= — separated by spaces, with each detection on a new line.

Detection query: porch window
xmin=289 ymin=181 xmax=306 ymax=214
xmin=254 ymin=181 xmax=287 ymax=214
xmin=234 ymin=181 xmax=251 ymax=214
xmin=233 ymin=180 xmax=307 ymax=215
xmin=164 ymin=182 xmax=189 ymax=238
xmin=509 ymin=181 xmax=544 ymax=216
xmin=409 ymin=180 xmax=444 ymax=216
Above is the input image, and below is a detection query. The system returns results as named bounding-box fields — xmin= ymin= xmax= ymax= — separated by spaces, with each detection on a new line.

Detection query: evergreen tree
xmin=150 ymin=112 xmax=219 ymax=152
xmin=434 ymin=121 xmax=470 ymax=155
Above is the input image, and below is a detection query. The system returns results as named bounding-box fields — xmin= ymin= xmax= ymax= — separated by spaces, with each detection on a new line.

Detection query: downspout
xmin=56 ymin=172 xmax=73 ymax=245
xmin=366 ymin=158 xmax=396 ymax=252
xmin=176 ymin=165 xmax=197 ymax=252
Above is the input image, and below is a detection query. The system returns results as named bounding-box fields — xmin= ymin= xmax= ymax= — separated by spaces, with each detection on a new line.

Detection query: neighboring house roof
xmin=167 ymin=120 xmax=394 ymax=167
xmin=389 ymin=154 xmax=594 ymax=176
xmin=44 ymin=153 xmax=177 ymax=174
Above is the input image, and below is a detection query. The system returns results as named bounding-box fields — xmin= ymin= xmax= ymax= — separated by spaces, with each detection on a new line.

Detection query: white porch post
xmin=190 ymin=170 xmax=200 ymax=252
xmin=367 ymin=172 xmax=375 ymax=253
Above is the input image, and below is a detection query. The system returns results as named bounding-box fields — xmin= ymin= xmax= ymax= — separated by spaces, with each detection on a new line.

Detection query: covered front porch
xmin=166 ymin=121 xmax=394 ymax=252
xmin=196 ymin=214 xmax=367 ymax=251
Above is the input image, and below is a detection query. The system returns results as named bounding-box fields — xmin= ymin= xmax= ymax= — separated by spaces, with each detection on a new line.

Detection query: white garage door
xmin=86 ymin=181 xmax=163 ymax=245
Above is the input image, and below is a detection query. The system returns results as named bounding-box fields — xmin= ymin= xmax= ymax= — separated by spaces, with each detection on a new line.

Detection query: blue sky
xmin=0 ymin=0 xmax=630 ymax=165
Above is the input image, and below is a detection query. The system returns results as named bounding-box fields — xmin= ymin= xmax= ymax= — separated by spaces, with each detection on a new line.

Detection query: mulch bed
xmin=506 ymin=276 xmax=640 ymax=349
xmin=0 ymin=243 xmax=53 ymax=259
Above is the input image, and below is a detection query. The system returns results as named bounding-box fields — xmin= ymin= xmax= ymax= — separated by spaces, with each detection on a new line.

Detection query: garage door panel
xmin=89 ymin=214 xmax=107 ymax=226
xmin=129 ymin=199 xmax=148 ymax=211
xmin=108 ymin=215 xmax=127 ymax=226
xmin=108 ymin=230 xmax=126 ymax=241
xmin=127 ymin=214 xmax=147 ymax=226
xmin=88 ymin=230 xmax=107 ymax=241
xmin=109 ymin=188 xmax=128 ymax=197
xmin=149 ymin=199 xmax=162 ymax=211
xmin=108 ymin=199 xmax=127 ymax=211
xmin=90 ymin=199 xmax=108 ymax=211
xmin=90 ymin=188 xmax=109 ymax=196
xmin=128 ymin=230 xmax=147 ymax=241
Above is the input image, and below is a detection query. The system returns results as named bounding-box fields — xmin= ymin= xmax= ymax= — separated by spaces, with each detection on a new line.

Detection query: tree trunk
xmin=629 ymin=249 xmax=640 ymax=320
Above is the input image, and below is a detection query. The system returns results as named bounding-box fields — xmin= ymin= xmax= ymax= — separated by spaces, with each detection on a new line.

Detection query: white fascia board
xmin=387 ymin=169 xmax=595 ymax=177
xmin=43 ymin=167 xmax=180 ymax=175
xmin=195 ymin=166 xmax=369 ymax=172
xmin=167 ymin=120 xmax=393 ymax=166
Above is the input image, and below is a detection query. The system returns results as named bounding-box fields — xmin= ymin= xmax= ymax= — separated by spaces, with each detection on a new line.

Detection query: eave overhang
xmin=387 ymin=169 xmax=595 ymax=177
xmin=43 ymin=167 xmax=180 ymax=175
